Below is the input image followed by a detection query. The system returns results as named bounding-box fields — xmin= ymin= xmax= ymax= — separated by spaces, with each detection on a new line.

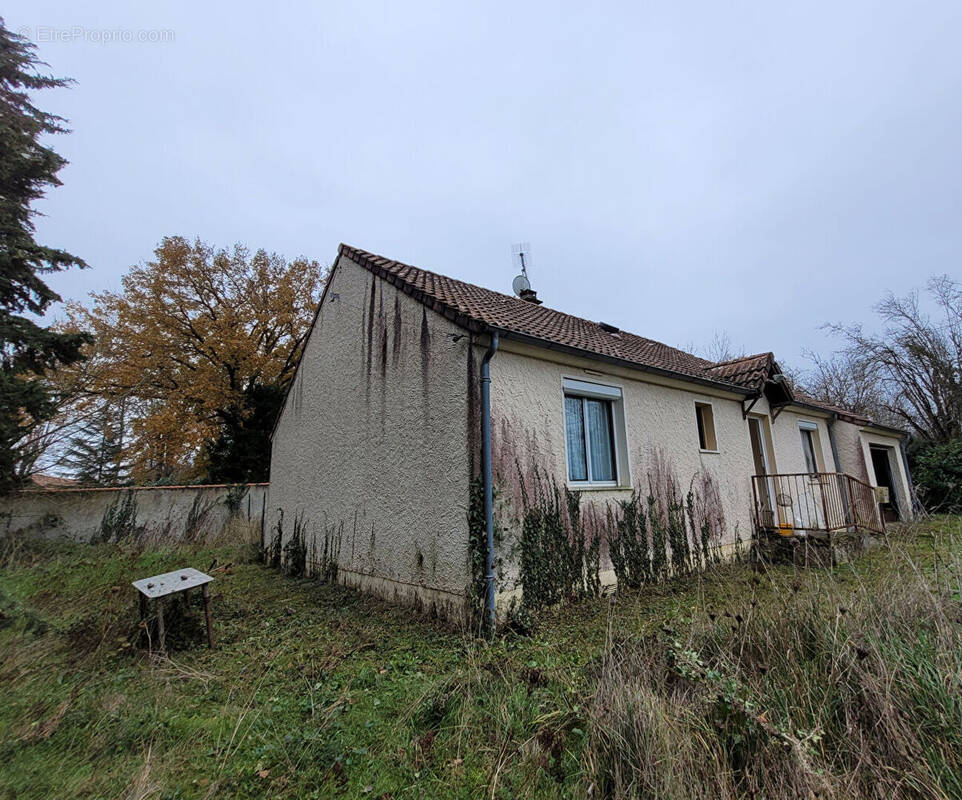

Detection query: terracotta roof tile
xmin=703 ymin=353 xmax=775 ymax=390
xmin=791 ymin=387 xmax=872 ymax=425
xmin=340 ymin=245 xmax=740 ymax=390
xmin=30 ymin=473 xmax=78 ymax=489
xmin=337 ymin=244 xmax=887 ymax=430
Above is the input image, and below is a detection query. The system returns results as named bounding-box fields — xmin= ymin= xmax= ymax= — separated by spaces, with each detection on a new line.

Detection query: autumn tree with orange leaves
xmin=62 ymin=237 xmax=324 ymax=484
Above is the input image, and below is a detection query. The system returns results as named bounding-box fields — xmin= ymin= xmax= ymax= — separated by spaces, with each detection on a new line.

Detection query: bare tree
xmin=801 ymin=350 xmax=894 ymax=423
xmin=825 ymin=275 xmax=962 ymax=443
xmin=701 ymin=331 xmax=746 ymax=363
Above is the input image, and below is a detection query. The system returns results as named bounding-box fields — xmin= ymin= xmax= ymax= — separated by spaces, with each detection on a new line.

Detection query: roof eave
xmin=859 ymin=421 xmax=909 ymax=438
xmin=490 ymin=327 xmax=752 ymax=396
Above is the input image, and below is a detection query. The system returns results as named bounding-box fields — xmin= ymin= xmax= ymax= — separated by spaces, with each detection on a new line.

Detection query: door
xmin=748 ymin=416 xmax=776 ymax=529
xmin=797 ymin=425 xmax=828 ymax=531
xmin=870 ymin=446 xmax=901 ymax=522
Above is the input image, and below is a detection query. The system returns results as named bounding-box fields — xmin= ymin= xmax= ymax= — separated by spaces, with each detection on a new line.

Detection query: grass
xmin=0 ymin=517 xmax=960 ymax=799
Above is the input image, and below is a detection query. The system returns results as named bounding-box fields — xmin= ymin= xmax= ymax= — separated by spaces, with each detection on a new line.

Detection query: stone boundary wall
xmin=1 ymin=483 xmax=268 ymax=544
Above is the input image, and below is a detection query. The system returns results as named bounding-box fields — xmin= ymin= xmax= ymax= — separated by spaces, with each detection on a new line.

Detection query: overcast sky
xmin=8 ymin=1 xmax=962 ymax=367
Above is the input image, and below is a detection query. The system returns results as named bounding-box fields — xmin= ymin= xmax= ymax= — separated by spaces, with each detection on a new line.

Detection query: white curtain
xmin=586 ymin=399 xmax=615 ymax=481
xmin=564 ymin=396 xmax=587 ymax=481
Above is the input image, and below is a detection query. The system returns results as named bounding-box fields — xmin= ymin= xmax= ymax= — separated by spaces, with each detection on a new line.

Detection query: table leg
xmin=202 ymin=584 xmax=214 ymax=648
xmin=156 ymin=598 xmax=166 ymax=655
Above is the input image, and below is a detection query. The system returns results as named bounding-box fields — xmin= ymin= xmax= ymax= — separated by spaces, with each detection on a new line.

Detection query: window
xmin=799 ymin=422 xmax=823 ymax=473
xmin=563 ymin=379 xmax=623 ymax=485
xmin=695 ymin=402 xmax=717 ymax=451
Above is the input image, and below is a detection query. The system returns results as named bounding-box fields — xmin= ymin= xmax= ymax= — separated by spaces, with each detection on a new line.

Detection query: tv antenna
xmin=511 ymin=243 xmax=532 ymax=296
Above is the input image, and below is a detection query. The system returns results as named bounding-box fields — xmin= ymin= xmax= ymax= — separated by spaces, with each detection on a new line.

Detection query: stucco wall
xmin=758 ymin=401 xmax=837 ymax=477
xmin=833 ymin=419 xmax=873 ymax=484
xmin=486 ymin=343 xmax=896 ymax=601
xmin=1 ymin=483 xmax=267 ymax=543
xmin=487 ymin=343 xmax=757 ymax=597
xmin=267 ymin=255 xmax=473 ymax=620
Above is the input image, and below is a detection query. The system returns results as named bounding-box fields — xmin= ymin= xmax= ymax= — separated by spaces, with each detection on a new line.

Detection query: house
xmin=30 ymin=474 xmax=80 ymax=489
xmin=267 ymin=245 xmax=913 ymax=623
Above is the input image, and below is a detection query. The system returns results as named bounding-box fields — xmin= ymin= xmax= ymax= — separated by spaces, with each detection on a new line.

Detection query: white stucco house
xmin=268 ymin=245 xmax=913 ymax=623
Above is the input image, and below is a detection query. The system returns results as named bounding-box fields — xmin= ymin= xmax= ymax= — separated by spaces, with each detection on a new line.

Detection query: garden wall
xmin=0 ymin=483 xmax=268 ymax=544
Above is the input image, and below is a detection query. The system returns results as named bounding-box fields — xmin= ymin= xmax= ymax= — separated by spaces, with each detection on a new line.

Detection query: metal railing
xmin=751 ymin=472 xmax=884 ymax=536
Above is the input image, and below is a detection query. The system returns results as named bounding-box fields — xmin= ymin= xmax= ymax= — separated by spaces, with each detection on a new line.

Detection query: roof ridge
xmin=706 ymin=352 xmax=772 ymax=369
xmin=340 ymin=243 xmax=719 ymax=372
xmin=340 ymin=244 xmax=524 ymax=305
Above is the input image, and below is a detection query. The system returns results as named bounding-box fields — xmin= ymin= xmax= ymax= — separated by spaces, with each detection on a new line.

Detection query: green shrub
xmin=914 ymin=439 xmax=962 ymax=513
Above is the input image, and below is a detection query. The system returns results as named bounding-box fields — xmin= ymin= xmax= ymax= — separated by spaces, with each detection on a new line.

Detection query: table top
xmin=132 ymin=568 xmax=213 ymax=599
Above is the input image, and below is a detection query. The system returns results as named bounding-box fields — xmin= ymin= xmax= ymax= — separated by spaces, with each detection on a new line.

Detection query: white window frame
xmin=562 ymin=378 xmax=626 ymax=488
xmin=798 ymin=420 xmax=823 ymax=474
xmin=693 ymin=399 xmax=719 ymax=453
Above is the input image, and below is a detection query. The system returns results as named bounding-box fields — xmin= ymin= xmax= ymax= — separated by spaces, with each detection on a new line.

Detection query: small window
xmin=799 ymin=425 xmax=822 ymax=473
xmin=563 ymin=381 xmax=621 ymax=485
xmin=695 ymin=403 xmax=717 ymax=451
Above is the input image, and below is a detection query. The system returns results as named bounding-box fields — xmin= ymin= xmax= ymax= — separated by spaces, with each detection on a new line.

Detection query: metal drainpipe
xmin=480 ymin=331 xmax=499 ymax=634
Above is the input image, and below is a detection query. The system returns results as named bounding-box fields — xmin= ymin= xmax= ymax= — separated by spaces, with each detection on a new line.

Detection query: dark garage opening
xmin=870 ymin=445 xmax=901 ymax=522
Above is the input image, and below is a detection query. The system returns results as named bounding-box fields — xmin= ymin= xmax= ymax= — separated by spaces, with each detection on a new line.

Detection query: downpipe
xmin=480 ymin=332 xmax=499 ymax=635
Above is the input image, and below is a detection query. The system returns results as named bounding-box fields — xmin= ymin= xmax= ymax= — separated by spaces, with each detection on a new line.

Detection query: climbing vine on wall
xmin=96 ymin=491 xmax=138 ymax=543
xmin=267 ymin=509 xmax=341 ymax=582
xmin=224 ymin=484 xmax=248 ymax=516
xmin=609 ymin=495 xmax=651 ymax=589
xmin=467 ymin=477 xmax=487 ymax=626
xmin=608 ymin=456 xmax=726 ymax=590
xmin=516 ymin=467 xmax=602 ymax=613
xmin=183 ymin=494 xmax=216 ymax=543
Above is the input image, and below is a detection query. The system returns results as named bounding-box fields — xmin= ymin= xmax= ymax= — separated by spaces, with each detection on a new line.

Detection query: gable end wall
xmin=268 ymin=255 xmax=473 ymax=620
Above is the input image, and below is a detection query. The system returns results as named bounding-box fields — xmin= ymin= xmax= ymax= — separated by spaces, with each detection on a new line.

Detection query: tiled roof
xmin=30 ymin=473 xmax=78 ymax=489
xmin=337 ymin=244 xmax=880 ymax=427
xmin=703 ymin=353 xmax=775 ymax=390
xmin=791 ymin=387 xmax=871 ymax=425
xmin=339 ymin=245 xmax=737 ymax=390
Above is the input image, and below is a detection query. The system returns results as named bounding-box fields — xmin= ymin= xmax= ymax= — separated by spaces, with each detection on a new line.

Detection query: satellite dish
xmin=512 ymin=274 xmax=531 ymax=296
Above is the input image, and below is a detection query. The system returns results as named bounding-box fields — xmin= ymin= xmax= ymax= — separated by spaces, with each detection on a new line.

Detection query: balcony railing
xmin=751 ymin=472 xmax=884 ymax=536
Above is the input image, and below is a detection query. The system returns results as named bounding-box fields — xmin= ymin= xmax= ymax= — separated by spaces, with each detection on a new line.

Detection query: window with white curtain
xmin=562 ymin=379 xmax=623 ymax=485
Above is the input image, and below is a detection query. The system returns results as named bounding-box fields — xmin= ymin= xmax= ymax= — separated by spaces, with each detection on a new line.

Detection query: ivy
xmin=517 ymin=469 xmax=601 ymax=614
xmin=315 ymin=523 xmax=341 ymax=584
xmin=467 ymin=477 xmax=488 ymax=629
xmin=593 ymin=470 xmax=727 ymax=594
xmin=283 ymin=513 xmax=309 ymax=578
xmin=267 ymin=510 xmax=341 ymax=582
xmin=609 ymin=495 xmax=651 ymax=589
xmin=224 ymin=484 xmax=247 ymax=516
xmin=96 ymin=491 xmax=138 ymax=544
xmin=649 ymin=493 xmax=667 ymax=581
xmin=265 ymin=509 xmax=283 ymax=569
xmin=474 ymin=458 xmax=727 ymax=629
xmin=184 ymin=494 xmax=215 ymax=543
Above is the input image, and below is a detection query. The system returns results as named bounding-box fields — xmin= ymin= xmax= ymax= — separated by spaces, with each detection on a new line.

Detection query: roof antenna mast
xmin=511 ymin=243 xmax=541 ymax=303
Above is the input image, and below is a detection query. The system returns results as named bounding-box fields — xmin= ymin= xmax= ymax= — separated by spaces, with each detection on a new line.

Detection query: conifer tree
xmin=63 ymin=402 xmax=125 ymax=485
xmin=0 ymin=20 xmax=89 ymax=491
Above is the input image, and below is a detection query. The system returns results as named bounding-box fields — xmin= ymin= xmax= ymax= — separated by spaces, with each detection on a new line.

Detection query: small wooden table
xmin=132 ymin=568 xmax=214 ymax=653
